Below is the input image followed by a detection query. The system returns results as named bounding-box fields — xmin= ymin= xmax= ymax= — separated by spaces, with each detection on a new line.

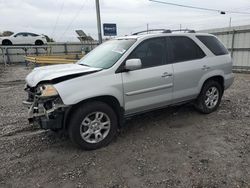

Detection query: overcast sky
xmin=1 ymin=0 xmax=250 ymax=41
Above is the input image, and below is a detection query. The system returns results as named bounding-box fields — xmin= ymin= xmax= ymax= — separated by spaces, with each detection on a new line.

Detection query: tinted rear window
xmin=169 ymin=36 xmax=205 ymax=63
xmin=196 ymin=35 xmax=228 ymax=56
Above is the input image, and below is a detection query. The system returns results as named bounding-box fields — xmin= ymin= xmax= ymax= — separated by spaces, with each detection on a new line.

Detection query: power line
xmin=141 ymin=13 xmax=224 ymax=28
xmin=149 ymin=0 xmax=250 ymax=15
xmin=51 ymin=0 xmax=65 ymax=38
xmin=57 ymin=0 xmax=88 ymax=41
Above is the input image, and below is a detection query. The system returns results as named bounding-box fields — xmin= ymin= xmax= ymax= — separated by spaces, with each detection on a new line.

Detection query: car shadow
xmin=49 ymin=103 xmax=201 ymax=151
xmin=122 ymin=103 xmax=198 ymax=131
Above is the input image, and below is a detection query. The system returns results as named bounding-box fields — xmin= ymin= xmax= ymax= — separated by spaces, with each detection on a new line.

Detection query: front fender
xmin=54 ymin=71 xmax=124 ymax=107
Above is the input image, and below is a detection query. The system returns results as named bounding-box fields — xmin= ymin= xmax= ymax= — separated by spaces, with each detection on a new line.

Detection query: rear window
xmin=196 ymin=35 xmax=228 ymax=56
xmin=169 ymin=36 xmax=205 ymax=63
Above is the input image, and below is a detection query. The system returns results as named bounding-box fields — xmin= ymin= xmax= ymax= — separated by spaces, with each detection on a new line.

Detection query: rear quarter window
xmin=196 ymin=35 xmax=229 ymax=56
xmin=169 ymin=36 xmax=205 ymax=63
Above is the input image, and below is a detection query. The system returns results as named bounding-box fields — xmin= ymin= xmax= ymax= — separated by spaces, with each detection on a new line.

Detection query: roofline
xmin=115 ymin=32 xmax=214 ymax=40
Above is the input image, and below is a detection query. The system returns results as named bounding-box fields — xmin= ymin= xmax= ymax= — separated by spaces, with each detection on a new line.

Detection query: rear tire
xmin=35 ymin=40 xmax=44 ymax=45
xmin=68 ymin=101 xmax=118 ymax=150
xmin=195 ymin=80 xmax=223 ymax=114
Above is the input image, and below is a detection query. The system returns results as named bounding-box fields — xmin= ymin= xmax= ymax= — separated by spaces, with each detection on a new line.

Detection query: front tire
xmin=2 ymin=40 xmax=12 ymax=45
xmin=195 ymin=80 xmax=223 ymax=114
xmin=68 ymin=101 xmax=118 ymax=150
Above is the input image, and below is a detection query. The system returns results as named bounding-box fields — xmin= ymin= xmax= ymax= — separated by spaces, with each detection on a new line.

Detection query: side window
xmin=28 ymin=33 xmax=39 ymax=37
xmin=169 ymin=36 xmax=205 ymax=63
xmin=128 ymin=38 xmax=166 ymax=68
xmin=14 ymin=33 xmax=22 ymax=37
xmin=15 ymin=33 xmax=26 ymax=37
xmin=196 ymin=35 xmax=229 ymax=56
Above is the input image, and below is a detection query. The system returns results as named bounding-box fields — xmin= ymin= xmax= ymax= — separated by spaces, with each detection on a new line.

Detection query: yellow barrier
xmin=25 ymin=54 xmax=84 ymax=65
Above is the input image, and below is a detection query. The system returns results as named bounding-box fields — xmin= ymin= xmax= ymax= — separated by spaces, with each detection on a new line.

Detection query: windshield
xmin=78 ymin=39 xmax=136 ymax=69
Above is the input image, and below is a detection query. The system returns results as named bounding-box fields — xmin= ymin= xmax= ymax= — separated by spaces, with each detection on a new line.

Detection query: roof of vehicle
xmin=116 ymin=30 xmax=214 ymax=40
xmin=14 ymin=32 xmax=40 ymax=35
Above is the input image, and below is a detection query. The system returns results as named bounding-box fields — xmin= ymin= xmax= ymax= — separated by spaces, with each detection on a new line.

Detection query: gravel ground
xmin=0 ymin=65 xmax=249 ymax=188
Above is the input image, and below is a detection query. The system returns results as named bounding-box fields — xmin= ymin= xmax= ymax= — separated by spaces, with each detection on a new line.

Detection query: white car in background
xmin=0 ymin=32 xmax=47 ymax=45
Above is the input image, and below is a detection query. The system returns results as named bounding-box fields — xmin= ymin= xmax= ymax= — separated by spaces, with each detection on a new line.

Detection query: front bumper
xmin=32 ymin=110 xmax=64 ymax=129
xmin=23 ymin=96 xmax=68 ymax=130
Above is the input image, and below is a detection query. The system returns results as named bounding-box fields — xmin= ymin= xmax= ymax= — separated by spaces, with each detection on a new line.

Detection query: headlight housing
xmin=39 ymin=85 xmax=58 ymax=98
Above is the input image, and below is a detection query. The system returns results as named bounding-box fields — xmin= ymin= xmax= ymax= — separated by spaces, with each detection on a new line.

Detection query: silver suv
xmin=24 ymin=29 xmax=234 ymax=150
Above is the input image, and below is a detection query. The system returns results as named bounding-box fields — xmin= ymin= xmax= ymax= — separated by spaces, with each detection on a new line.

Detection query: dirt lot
xmin=0 ymin=65 xmax=249 ymax=188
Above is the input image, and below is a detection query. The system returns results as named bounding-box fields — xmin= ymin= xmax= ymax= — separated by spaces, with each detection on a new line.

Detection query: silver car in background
xmin=24 ymin=29 xmax=234 ymax=150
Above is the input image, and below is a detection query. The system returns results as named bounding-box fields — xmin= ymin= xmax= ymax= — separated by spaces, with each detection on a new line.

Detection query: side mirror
xmin=124 ymin=59 xmax=142 ymax=71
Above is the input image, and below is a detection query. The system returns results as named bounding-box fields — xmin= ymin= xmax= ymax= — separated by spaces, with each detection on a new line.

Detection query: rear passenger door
xmin=26 ymin=33 xmax=36 ymax=44
xmin=168 ymin=36 xmax=206 ymax=103
xmin=122 ymin=37 xmax=174 ymax=115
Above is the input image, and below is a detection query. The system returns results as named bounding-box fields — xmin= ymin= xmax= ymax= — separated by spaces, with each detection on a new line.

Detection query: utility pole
xmin=95 ymin=0 xmax=102 ymax=44
xmin=229 ymin=17 xmax=232 ymax=28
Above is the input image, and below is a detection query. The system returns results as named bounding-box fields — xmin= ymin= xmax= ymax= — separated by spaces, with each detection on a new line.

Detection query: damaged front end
xmin=23 ymin=84 xmax=69 ymax=130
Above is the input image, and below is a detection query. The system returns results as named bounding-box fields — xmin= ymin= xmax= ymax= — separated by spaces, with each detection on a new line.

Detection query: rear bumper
xmin=224 ymin=73 xmax=234 ymax=90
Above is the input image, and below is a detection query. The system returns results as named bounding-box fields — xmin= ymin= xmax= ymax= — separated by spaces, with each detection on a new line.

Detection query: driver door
xmin=121 ymin=37 xmax=173 ymax=115
xmin=13 ymin=33 xmax=25 ymax=44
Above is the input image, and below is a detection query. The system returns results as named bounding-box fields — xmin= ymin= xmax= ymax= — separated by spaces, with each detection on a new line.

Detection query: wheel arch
xmin=195 ymin=75 xmax=224 ymax=114
xmin=198 ymin=70 xmax=225 ymax=95
xmin=202 ymin=75 xmax=224 ymax=91
xmin=35 ymin=39 xmax=44 ymax=45
xmin=63 ymin=95 xmax=124 ymax=130
xmin=197 ymin=75 xmax=225 ymax=100
xmin=2 ymin=39 xmax=12 ymax=45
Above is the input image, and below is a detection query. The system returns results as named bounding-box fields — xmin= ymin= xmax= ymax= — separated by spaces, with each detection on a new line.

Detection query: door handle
xmin=161 ymin=72 xmax=173 ymax=78
xmin=202 ymin=65 xmax=210 ymax=71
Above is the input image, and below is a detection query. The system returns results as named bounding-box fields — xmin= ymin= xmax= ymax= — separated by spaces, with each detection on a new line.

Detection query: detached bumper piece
xmin=35 ymin=110 xmax=64 ymax=129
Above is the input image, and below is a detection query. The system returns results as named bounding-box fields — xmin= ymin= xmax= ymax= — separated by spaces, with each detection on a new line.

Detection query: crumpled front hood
xmin=25 ymin=63 xmax=101 ymax=87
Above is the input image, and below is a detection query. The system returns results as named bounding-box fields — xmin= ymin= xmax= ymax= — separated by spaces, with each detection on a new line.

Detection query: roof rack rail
xmin=132 ymin=29 xmax=195 ymax=35
xmin=171 ymin=29 xmax=196 ymax=33
xmin=132 ymin=29 xmax=171 ymax=35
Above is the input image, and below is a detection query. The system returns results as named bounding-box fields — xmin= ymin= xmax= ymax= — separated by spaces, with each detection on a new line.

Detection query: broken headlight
xmin=39 ymin=85 xmax=58 ymax=98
